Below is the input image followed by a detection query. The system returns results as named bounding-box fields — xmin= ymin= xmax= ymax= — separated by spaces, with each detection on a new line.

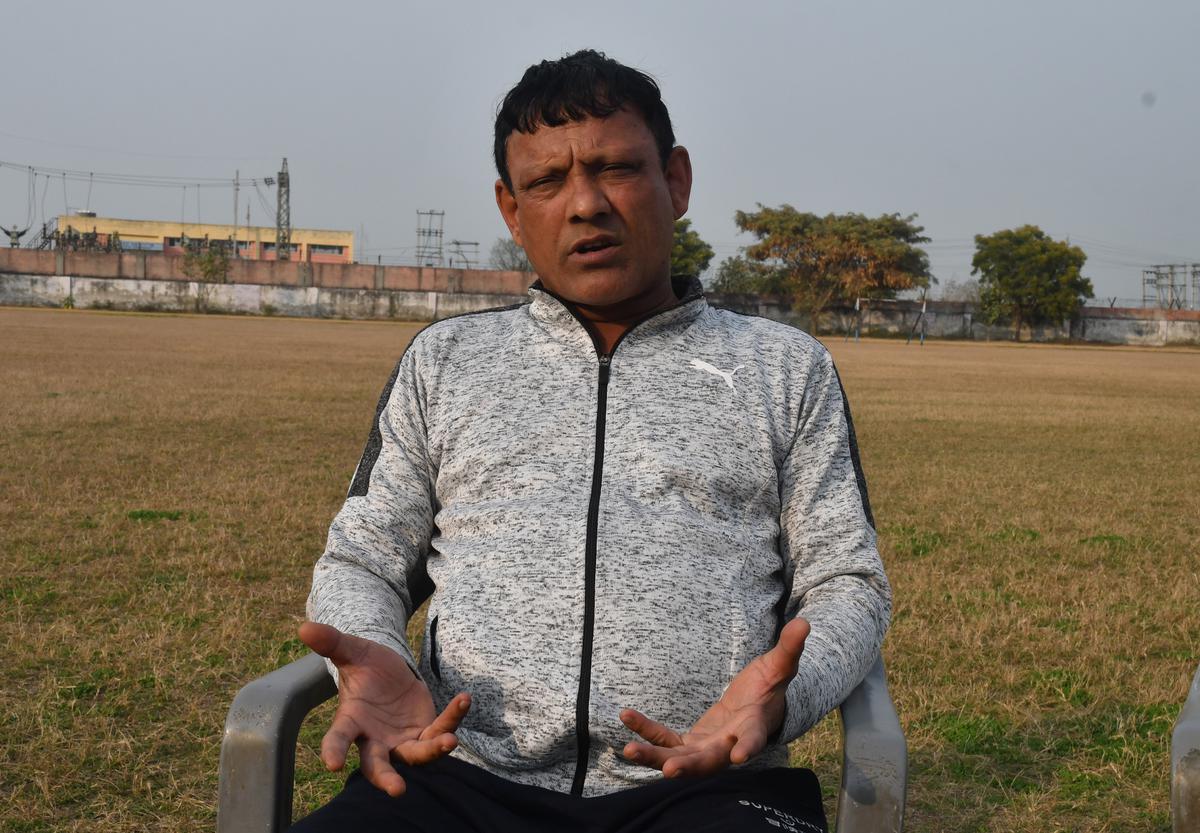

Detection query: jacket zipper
xmin=571 ymin=351 xmax=610 ymax=796
xmin=554 ymin=285 xmax=703 ymax=797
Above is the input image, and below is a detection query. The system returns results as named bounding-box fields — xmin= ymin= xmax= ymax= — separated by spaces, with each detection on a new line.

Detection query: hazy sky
xmin=2 ymin=0 xmax=1197 ymax=301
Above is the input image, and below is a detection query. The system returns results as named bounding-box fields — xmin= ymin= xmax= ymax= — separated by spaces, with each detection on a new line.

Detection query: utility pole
xmin=449 ymin=239 xmax=479 ymax=269
xmin=276 ymin=158 xmax=291 ymax=261
xmin=415 ymin=210 xmax=445 ymax=266
xmin=233 ymin=170 xmax=239 ymax=258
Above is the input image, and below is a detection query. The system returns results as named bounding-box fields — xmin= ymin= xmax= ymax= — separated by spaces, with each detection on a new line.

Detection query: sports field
xmin=2 ymin=306 xmax=1197 ymax=832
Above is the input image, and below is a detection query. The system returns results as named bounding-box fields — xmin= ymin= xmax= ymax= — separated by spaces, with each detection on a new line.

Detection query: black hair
xmin=493 ymin=49 xmax=675 ymax=191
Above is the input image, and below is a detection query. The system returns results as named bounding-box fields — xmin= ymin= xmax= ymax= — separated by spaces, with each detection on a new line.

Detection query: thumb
xmin=299 ymin=621 xmax=366 ymax=666
xmin=763 ymin=617 xmax=810 ymax=681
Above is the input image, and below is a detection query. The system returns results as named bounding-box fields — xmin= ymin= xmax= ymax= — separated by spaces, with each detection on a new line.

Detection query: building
xmin=51 ymin=214 xmax=354 ymax=263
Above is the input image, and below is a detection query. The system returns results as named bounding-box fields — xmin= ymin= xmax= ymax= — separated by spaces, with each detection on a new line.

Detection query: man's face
xmin=495 ymin=108 xmax=692 ymax=308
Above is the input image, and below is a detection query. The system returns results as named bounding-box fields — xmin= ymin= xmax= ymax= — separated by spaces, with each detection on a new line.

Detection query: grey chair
xmin=1173 ymin=661 xmax=1200 ymax=833
xmin=218 ymin=654 xmax=906 ymax=833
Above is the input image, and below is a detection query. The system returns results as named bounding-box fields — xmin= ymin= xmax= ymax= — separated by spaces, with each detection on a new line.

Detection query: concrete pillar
xmin=136 ymin=251 xmax=147 ymax=279
xmin=374 ymin=263 xmax=384 ymax=290
xmin=55 ymin=249 xmax=66 ymax=276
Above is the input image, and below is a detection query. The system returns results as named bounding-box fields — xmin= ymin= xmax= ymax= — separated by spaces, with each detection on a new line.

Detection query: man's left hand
xmin=619 ymin=617 xmax=810 ymax=778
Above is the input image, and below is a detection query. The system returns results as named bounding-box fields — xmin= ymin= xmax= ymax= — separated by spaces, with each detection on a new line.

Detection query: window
xmin=308 ymin=244 xmax=345 ymax=255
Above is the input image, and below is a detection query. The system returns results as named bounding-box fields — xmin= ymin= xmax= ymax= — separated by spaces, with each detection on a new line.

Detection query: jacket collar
xmin=527 ymin=276 xmax=707 ymax=353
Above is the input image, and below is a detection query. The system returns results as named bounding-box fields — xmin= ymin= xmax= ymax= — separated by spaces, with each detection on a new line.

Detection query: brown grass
xmin=1 ymin=307 xmax=1197 ymax=832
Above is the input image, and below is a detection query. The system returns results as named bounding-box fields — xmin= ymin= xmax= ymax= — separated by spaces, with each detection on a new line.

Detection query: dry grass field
xmin=2 ymin=306 xmax=1197 ymax=833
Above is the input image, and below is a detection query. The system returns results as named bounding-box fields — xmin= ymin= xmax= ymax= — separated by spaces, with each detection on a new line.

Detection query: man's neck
xmin=566 ymin=280 xmax=679 ymax=355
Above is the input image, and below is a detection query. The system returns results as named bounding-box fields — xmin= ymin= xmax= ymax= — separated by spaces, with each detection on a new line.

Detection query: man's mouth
xmin=571 ymin=236 xmax=619 ymax=256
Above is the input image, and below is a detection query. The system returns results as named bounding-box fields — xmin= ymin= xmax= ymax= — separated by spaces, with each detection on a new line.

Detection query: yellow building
xmin=53 ymin=214 xmax=354 ymax=263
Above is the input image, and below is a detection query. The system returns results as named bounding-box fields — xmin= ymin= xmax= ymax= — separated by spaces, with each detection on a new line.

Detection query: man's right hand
xmin=298 ymin=621 xmax=471 ymax=797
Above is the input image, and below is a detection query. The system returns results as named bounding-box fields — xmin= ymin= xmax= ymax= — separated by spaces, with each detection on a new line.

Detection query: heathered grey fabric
xmin=307 ymin=278 xmax=891 ymax=797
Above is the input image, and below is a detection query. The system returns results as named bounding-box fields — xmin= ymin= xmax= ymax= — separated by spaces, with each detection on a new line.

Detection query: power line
xmin=0 ymin=128 xmax=275 ymax=162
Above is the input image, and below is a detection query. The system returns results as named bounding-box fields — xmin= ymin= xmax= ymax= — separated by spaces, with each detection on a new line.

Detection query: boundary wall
xmin=0 ymin=273 xmax=525 ymax=321
xmin=0 ymin=248 xmax=532 ymax=296
xmin=2 ymin=259 xmax=1198 ymax=346
xmin=710 ymin=295 xmax=1200 ymax=347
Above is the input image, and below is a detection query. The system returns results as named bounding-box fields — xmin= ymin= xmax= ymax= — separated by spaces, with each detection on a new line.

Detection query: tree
xmin=972 ymin=225 xmax=1092 ymax=340
xmin=490 ymin=237 xmax=532 ymax=272
xmin=734 ymin=205 xmax=931 ymax=330
xmin=181 ymin=239 xmax=230 ymax=282
xmin=708 ymin=255 xmax=787 ymax=295
xmin=938 ymin=277 xmax=981 ymax=304
xmin=670 ymin=219 xmax=714 ymax=277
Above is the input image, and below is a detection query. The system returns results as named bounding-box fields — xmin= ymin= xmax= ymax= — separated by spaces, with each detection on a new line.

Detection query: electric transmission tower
xmin=276 ymin=158 xmax=291 ymax=260
xmin=416 ymin=210 xmax=445 ymax=266
xmin=449 ymin=239 xmax=479 ymax=269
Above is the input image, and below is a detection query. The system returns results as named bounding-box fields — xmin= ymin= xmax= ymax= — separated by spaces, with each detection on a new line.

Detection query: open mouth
xmin=572 ymin=236 xmax=618 ymax=256
xmin=576 ymin=241 xmax=614 ymax=254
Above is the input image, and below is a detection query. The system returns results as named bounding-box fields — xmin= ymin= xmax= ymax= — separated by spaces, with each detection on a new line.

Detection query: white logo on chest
xmin=689 ymin=358 xmax=744 ymax=392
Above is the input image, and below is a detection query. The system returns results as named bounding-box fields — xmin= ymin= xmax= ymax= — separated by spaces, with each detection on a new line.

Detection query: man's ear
xmin=495 ymin=179 xmax=523 ymax=248
xmin=665 ymin=146 xmax=692 ymax=220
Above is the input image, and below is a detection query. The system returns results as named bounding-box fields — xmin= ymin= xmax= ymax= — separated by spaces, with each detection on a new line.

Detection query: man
xmin=293 ymin=50 xmax=890 ymax=832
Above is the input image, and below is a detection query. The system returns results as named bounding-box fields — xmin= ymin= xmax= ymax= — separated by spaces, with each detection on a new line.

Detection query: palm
xmin=299 ymin=622 xmax=471 ymax=797
xmin=621 ymin=617 xmax=808 ymax=778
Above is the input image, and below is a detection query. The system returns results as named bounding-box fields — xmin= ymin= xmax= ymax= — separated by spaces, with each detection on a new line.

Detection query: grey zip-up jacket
xmin=308 ymin=277 xmax=891 ymax=797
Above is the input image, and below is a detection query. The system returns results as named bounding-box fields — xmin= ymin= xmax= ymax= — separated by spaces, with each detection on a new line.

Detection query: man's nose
xmin=567 ymin=174 xmax=611 ymax=221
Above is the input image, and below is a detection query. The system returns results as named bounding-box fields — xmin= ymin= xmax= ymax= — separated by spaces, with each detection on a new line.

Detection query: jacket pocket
xmin=428 ymin=615 xmax=441 ymax=681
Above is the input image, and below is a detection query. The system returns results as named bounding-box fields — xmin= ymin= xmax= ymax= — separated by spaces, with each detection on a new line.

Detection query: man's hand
xmin=298 ymin=621 xmax=471 ymax=797
xmin=619 ymin=617 xmax=809 ymax=778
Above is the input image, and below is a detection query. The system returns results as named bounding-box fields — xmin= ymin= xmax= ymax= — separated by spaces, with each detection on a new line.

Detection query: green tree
xmin=971 ymin=225 xmax=1092 ymax=340
xmin=709 ymin=255 xmax=787 ymax=295
xmin=734 ymin=205 xmax=931 ymax=330
xmin=490 ymin=237 xmax=533 ymax=272
xmin=670 ymin=219 xmax=714 ymax=277
xmin=181 ymin=241 xmax=230 ymax=282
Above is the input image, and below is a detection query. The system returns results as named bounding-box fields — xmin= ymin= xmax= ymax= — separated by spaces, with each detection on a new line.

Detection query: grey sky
xmin=2 ymin=0 xmax=1196 ymax=301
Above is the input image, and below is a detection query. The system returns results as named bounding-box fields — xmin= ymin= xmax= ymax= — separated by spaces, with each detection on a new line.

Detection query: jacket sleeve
xmin=776 ymin=346 xmax=892 ymax=742
xmin=306 ymin=348 xmax=436 ymax=681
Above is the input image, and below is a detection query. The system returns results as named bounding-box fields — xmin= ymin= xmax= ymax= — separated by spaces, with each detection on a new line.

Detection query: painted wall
xmin=3 ymin=268 xmax=1198 ymax=345
xmin=708 ymin=294 xmax=1200 ymax=347
xmin=0 ymin=272 xmax=525 ymax=322
xmin=0 ymin=248 xmax=534 ymax=296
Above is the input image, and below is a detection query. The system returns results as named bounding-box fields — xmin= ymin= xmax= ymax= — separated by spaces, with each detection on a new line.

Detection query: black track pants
xmin=289 ymin=756 xmax=827 ymax=833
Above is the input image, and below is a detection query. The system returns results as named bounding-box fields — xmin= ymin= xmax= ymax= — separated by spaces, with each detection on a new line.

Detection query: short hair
xmin=493 ymin=49 xmax=676 ymax=191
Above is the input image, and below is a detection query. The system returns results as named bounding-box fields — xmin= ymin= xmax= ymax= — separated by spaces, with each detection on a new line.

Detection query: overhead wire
xmin=0 ymin=159 xmax=238 ymax=189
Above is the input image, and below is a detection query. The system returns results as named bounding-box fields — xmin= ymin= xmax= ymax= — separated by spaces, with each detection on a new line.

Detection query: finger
xmin=619 ymin=709 xmax=682 ymax=748
xmin=661 ymin=735 xmax=737 ymax=779
xmin=729 ymin=724 xmax=769 ymax=765
xmin=319 ymin=712 xmax=360 ymax=771
xmin=297 ymin=624 xmax=357 ymax=667
xmin=394 ymin=734 xmax=458 ymax=766
xmin=621 ymin=740 xmax=681 ymax=770
xmin=360 ymin=739 xmax=407 ymax=797
xmin=418 ymin=693 xmax=471 ymax=741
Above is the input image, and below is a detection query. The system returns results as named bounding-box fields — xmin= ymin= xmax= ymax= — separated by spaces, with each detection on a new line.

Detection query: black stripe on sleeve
xmin=833 ymin=369 xmax=876 ymax=530
xmin=347 ymin=359 xmax=404 ymax=499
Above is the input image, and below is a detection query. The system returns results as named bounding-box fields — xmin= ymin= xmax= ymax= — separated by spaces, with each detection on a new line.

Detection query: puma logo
xmin=689 ymin=359 xmax=744 ymax=392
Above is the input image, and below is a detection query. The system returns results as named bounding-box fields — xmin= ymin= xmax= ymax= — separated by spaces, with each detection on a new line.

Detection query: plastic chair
xmin=217 ymin=654 xmax=906 ymax=832
xmin=1173 ymin=660 xmax=1200 ymax=833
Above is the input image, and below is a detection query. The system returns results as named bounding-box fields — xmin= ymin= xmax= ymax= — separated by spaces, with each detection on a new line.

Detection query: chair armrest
xmin=1172 ymin=660 xmax=1200 ymax=833
xmin=836 ymin=656 xmax=907 ymax=833
xmin=218 ymin=652 xmax=338 ymax=833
